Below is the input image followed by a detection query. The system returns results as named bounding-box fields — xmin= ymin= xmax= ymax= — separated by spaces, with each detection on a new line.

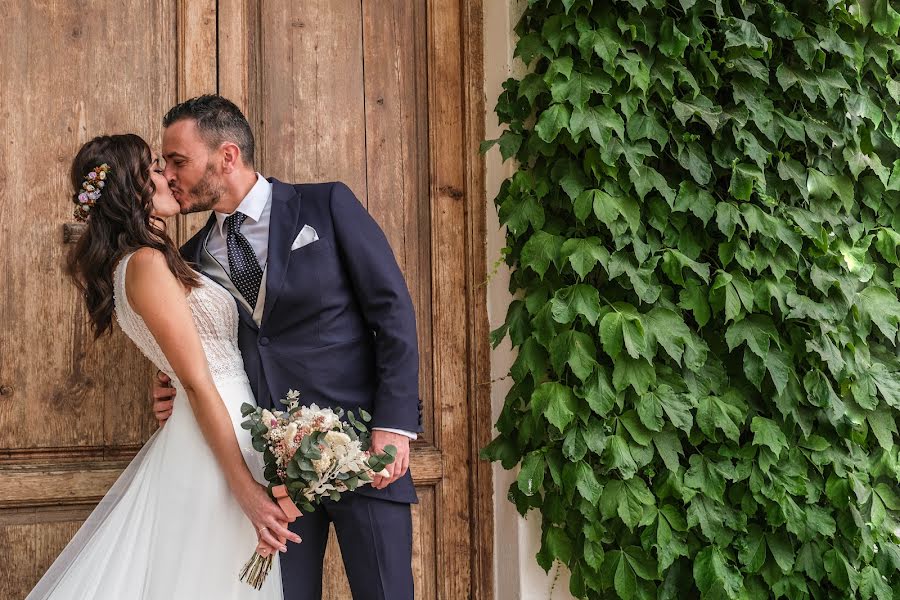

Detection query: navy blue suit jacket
xmin=181 ymin=179 xmax=422 ymax=504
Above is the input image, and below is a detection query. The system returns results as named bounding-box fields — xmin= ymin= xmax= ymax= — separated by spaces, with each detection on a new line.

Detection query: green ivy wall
xmin=483 ymin=1 xmax=900 ymax=598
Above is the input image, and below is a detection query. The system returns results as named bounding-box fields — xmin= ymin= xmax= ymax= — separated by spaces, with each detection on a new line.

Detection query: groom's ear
xmin=220 ymin=141 xmax=243 ymax=174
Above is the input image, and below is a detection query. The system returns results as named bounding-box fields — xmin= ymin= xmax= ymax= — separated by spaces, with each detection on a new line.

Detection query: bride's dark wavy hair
xmin=66 ymin=134 xmax=200 ymax=338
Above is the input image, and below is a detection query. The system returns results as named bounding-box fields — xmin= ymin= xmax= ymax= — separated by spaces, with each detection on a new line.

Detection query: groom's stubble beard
xmin=179 ymin=162 xmax=226 ymax=215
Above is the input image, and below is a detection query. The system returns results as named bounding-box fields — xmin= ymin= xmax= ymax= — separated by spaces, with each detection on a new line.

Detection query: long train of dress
xmin=26 ymin=376 xmax=283 ymax=599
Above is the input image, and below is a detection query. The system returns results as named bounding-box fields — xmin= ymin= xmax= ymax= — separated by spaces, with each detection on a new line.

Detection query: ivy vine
xmin=481 ymin=1 xmax=900 ymax=598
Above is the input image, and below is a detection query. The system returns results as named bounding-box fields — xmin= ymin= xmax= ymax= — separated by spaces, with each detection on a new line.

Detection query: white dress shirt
xmin=206 ymin=174 xmax=416 ymax=440
xmin=207 ymin=174 xmax=272 ymax=274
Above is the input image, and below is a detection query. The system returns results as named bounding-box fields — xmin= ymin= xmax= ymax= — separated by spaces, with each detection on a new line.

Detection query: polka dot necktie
xmin=224 ymin=211 xmax=263 ymax=308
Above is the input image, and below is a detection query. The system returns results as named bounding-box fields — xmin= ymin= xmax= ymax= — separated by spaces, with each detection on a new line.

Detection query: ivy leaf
xmin=499 ymin=193 xmax=544 ymax=237
xmin=513 ymin=33 xmax=548 ymax=64
xmin=751 ymin=416 xmax=789 ymax=459
xmin=674 ymin=181 xmax=716 ymax=225
xmin=659 ymin=17 xmax=690 ymax=58
xmin=630 ymin=165 xmax=676 ymax=206
xmin=592 ymin=188 xmax=641 ymax=233
xmin=710 ymin=271 xmax=754 ymax=323
xmin=859 ymin=565 xmax=892 ymax=600
xmin=672 ymin=95 xmax=723 ymax=133
xmin=578 ymin=28 xmax=620 ymax=64
xmin=643 ymin=307 xmax=695 ymax=364
xmin=510 ymin=336 xmax=549 ymax=382
xmin=767 ymin=530 xmax=795 ymax=573
xmin=679 ymin=280 xmax=711 ymax=327
xmin=550 ymin=284 xmax=602 ymax=326
xmin=560 ymin=237 xmax=608 ymax=279
xmin=765 ymin=349 xmax=792 ymax=395
xmin=872 ymin=0 xmax=900 ymax=36
xmin=730 ymin=163 xmax=765 ymax=200
xmin=517 ymin=450 xmax=545 ymax=496
xmin=535 ymin=103 xmax=571 ymax=143
xmin=694 ymin=546 xmax=744 ymax=600
xmin=520 ymin=231 xmax=563 ymax=279
xmin=655 ymin=505 xmax=689 ymax=570
xmin=549 ymin=330 xmax=599 ymax=382
xmin=604 ymin=435 xmax=640 ymax=480
xmin=678 ymin=142 xmax=713 ymax=185
xmin=570 ymin=105 xmax=624 ymax=145
xmin=613 ymin=355 xmax=657 ymax=394
xmin=697 ymin=392 xmax=745 ymax=442
xmin=601 ymin=478 xmax=655 ymax=530
xmin=575 ymin=461 xmax=603 ymax=504
xmin=661 ymin=249 xmax=711 ymax=285
xmin=715 ymin=203 xmax=742 ymax=239
xmin=555 ymin=70 xmax=611 ymax=108
xmin=599 ymin=304 xmax=647 ymax=360
xmin=724 ymin=314 xmax=780 ymax=358
xmin=653 ymin=426 xmax=685 ymax=471
xmin=725 ymin=17 xmax=772 ymax=51
xmin=544 ymin=526 xmax=574 ymax=565
xmin=580 ymin=368 xmax=617 ymax=417
xmin=627 ymin=112 xmax=669 ymax=150
xmin=738 ymin=527 xmax=767 ymax=573
xmin=531 ymin=382 xmax=577 ymax=431
xmin=857 ymin=286 xmax=900 ymax=342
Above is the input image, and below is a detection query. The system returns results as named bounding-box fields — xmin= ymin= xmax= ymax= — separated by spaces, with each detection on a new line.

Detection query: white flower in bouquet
xmin=312 ymin=446 xmax=335 ymax=476
xmin=283 ymin=422 xmax=299 ymax=447
xmin=260 ymin=409 xmax=277 ymax=427
xmin=324 ymin=430 xmax=352 ymax=449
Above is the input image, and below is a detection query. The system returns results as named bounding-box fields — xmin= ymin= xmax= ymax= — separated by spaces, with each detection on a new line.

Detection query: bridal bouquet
xmin=237 ymin=389 xmax=396 ymax=589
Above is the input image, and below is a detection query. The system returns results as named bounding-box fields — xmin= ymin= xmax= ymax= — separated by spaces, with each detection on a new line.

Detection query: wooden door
xmin=0 ymin=2 xmax=490 ymax=599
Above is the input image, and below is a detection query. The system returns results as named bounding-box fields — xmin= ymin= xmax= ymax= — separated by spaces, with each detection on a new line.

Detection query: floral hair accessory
xmin=73 ymin=163 xmax=111 ymax=221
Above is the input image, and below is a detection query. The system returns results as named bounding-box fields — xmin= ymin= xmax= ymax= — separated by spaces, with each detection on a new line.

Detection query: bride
xmin=26 ymin=133 xmax=299 ymax=599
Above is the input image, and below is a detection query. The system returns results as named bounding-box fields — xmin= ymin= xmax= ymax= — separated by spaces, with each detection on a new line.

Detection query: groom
xmin=151 ymin=95 xmax=421 ymax=599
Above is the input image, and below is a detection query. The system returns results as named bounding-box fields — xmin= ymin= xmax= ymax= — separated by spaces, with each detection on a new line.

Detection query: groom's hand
xmin=151 ymin=370 xmax=176 ymax=426
xmin=370 ymin=430 xmax=411 ymax=490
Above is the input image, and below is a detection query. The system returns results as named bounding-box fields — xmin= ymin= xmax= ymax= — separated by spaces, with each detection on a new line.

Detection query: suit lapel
xmin=191 ymin=214 xmax=259 ymax=331
xmin=261 ymin=178 xmax=302 ymax=326
xmin=183 ymin=213 xmax=216 ymax=267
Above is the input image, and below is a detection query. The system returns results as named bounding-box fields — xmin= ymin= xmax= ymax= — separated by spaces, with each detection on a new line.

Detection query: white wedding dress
xmin=26 ymin=252 xmax=283 ymax=600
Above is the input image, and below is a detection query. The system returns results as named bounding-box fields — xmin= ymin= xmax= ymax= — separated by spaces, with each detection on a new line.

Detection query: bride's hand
xmin=235 ymin=481 xmax=300 ymax=554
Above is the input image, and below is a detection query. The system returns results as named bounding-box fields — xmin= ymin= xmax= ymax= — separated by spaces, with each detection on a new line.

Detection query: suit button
xmin=259 ymin=337 xmax=270 ymax=346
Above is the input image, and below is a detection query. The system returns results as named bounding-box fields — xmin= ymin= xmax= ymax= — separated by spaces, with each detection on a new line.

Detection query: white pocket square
xmin=291 ymin=225 xmax=320 ymax=250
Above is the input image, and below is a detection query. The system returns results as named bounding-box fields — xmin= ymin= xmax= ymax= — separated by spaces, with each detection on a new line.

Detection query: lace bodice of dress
xmin=113 ymin=251 xmax=248 ymax=384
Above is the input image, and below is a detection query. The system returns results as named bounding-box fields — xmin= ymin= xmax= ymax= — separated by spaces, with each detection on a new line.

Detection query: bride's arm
xmin=125 ymin=247 xmax=299 ymax=554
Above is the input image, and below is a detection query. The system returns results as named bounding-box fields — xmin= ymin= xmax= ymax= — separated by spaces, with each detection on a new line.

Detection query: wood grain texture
xmin=175 ymin=0 xmax=219 ymax=243
xmin=427 ymin=0 xmax=474 ymax=598
xmin=361 ymin=0 xmax=435 ymax=442
xmin=0 ymin=461 xmax=130 ymax=508
xmin=462 ymin=0 xmax=494 ymax=597
xmin=1 ymin=518 xmax=83 ymax=597
xmin=0 ymin=0 xmax=175 ymax=453
xmin=259 ymin=0 xmax=367 ymax=196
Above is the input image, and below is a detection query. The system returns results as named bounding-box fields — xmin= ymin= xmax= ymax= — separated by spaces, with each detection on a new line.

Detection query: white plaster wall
xmin=484 ymin=1 xmax=577 ymax=598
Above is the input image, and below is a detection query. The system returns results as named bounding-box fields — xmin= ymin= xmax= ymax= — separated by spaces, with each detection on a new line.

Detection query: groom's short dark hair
xmin=163 ymin=95 xmax=255 ymax=167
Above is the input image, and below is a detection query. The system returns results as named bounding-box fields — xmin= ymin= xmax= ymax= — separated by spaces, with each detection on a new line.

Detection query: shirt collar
xmin=214 ymin=174 xmax=272 ymax=237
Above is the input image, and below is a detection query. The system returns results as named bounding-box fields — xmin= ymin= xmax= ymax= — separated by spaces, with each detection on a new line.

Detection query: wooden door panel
xmin=0 ymin=0 xmax=174 ymax=453
xmin=258 ymin=0 xmax=368 ymax=197
xmin=0 ymin=1 xmax=182 ymax=598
